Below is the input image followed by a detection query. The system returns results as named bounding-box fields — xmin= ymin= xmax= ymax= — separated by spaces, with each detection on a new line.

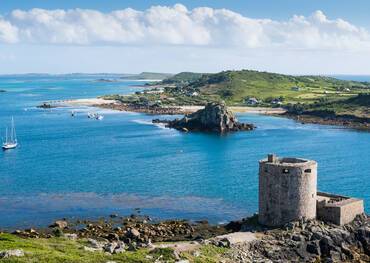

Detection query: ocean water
xmin=0 ymin=75 xmax=369 ymax=229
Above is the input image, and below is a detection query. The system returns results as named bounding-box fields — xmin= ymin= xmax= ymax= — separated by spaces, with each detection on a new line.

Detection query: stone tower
xmin=258 ymin=154 xmax=317 ymax=226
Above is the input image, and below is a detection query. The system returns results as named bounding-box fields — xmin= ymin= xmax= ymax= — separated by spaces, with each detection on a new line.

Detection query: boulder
xmin=306 ymin=240 xmax=321 ymax=255
xmin=0 ymin=249 xmax=24 ymax=258
xmin=153 ymin=103 xmax=255 ymax=133
xmin=128 ymin=228 xmax=140 ymax=238
xmin=50 ymin=220 xmax=68 ymax=229
xmin=104 ymin=242 xmax=118 ymax=254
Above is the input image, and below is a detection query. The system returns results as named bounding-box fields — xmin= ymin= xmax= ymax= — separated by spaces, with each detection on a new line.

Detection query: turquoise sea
xmin=0 ymin=75 xmax=369 ymax=229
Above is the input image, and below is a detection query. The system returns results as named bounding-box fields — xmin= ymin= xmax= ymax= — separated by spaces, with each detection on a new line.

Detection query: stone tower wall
xmin=258 ymin=155 xmax=317 ymax=226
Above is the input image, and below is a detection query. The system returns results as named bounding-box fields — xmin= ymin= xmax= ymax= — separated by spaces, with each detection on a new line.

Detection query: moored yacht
xmin=2 ymin=117 xmax=18 ymax=150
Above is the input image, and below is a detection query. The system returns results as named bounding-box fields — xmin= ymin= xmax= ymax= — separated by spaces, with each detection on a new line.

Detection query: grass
xmin=182 ymin=245 xmax=228 ymax=263
xmin=0 ymin=234 xmax=228 ymax=263
xmin=190 ymin=70 xmax=369 ymax=105
xmin=0 ymin=233 xmax=177 ymax=263
xmin=286 ymin=93 xmax=370 ymax=119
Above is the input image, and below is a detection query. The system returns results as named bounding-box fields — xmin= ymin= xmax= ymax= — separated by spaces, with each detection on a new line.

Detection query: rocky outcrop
xmin=225 ymin=214 xmax=370 ymax=262
xmin=0 ymin=249 xmax=24 ymax=258
xmin=153 ymin=103 xmax=255 ymax=133
xmin=50 ymin=220 xmax=68 ymax=229
xmin=37 ymin=103 xmax=56 ymax=109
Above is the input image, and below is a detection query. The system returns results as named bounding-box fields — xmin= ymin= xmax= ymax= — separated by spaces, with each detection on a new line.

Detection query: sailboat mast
xmin=10 ymin=118 xmax=14 ymax=142
xmin=12 ymin=117 xmax=16 ymax=142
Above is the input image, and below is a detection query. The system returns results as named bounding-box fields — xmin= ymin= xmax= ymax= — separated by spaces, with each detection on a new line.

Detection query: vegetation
xmin=175 ymin=70 xmax=370 ymax=105
xmin=182 ymin=245 xmax=228 ymax=263
xmin=286 ymin=93 xmax=370 ymax=119
xmin=0 ymin=233 xmax=229 ymax=263
xmin=0 ymin=233 xmax=180 ymax=263
xmin=161 ymin=72 xmax=204 ymax=85
xmin=103 ymin=69 xmax=369 ymax=120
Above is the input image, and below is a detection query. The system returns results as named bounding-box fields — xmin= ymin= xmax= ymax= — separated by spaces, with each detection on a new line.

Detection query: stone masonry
xmin=258 ymin=154 xmax=364 ymax=226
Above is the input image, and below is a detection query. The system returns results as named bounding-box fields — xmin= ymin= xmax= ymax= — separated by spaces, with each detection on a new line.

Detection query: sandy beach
xmin=43 ymin=98 xmax=119 ymax=107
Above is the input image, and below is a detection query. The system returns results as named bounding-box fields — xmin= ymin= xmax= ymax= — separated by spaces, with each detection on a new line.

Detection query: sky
xmin=1 ymin=0 xmax=370 ymax=74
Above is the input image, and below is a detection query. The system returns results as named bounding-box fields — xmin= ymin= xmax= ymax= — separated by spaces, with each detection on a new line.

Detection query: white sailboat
xmin=2 ymin=117 xmax=18 ymax=150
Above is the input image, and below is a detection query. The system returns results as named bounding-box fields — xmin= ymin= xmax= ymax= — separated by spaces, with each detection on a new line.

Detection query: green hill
xmin=287 ymin=93 xmax=370 ymax=119
xmin=161 ymin=72 xmax=204 ymax=85
xmin=106 ymin=69 xmax=369 ymax=112
xmin=171 ymin=70 xmax=370 ymax=105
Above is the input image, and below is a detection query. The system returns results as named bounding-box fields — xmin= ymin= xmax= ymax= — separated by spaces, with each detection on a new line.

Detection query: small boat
xmin=88 ymin=112 xmax=103 ymax=120
xmin=2 ymin=117 xmax=18 ymax=150
xmin=71 ymin=110 xmax=76 ymax=117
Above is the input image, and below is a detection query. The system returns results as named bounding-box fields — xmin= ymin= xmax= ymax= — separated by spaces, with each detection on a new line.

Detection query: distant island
xmin=120 ymin=72 xmax=173 ymax=81
xmin=100 ymin=70 xmax=369 ymax=131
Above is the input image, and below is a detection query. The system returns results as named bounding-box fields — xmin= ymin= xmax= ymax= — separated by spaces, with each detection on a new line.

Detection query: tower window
xmin=304 ymin=169 xmax=312 ymax=173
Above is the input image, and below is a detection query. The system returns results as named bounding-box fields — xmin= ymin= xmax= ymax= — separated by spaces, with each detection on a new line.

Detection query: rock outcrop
xmin=225 ymin=214 xmax=370 ymax=262
xmin=153 ymin=103 xmax=255 ymax=133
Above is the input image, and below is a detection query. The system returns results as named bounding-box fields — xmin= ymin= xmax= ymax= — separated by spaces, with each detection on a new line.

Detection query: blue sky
xmin=0 ymin=1 xmax=370 ymax=74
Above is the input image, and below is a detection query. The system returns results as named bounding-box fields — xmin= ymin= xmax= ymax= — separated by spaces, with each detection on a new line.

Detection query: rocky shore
xmin=37 ymin=102 xmax=58 ymax=109
xmin=153 ymin=103 xmax=255 ymax=133
xmin=284 ymin=113 xmax=370 ymax=131
xmin=2 ymin=213 xmax=369 ymax=262
xmin=96 ymin=103 xmax=191 ymax=115
xmin=226 ymin=214 xmax=370 ymax=262
xmin=9 ymin=214 xmax=230 ymax=248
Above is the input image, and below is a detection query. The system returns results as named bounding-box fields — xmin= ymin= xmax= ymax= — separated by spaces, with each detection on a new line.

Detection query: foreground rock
xmin=37 ymin=102 xmax=57 ymax=109
xmin=0 ymin=249 xmax=24 ymax=258
xmin=225 ymin=214 xmax=370 ymax=262
xmin=153 ymin=102 xmax=255 ymax=133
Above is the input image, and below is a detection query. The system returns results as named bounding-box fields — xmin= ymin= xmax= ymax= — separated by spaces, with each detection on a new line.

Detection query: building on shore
xmin=258 ymin=154 xmax=364 ymax=226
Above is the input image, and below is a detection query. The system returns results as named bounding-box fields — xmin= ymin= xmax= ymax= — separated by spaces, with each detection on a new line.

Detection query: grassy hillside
xmin=287 ymin=93 xmax=370 ymax=119
xmin=161 ymin=72 xmax=204 ymax=85
xmin=180 ymin=70 xmax=370 ymax=105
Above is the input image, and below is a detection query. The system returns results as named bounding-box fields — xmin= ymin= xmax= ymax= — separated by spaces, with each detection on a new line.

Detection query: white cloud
xmin=0 ymin=5 xmax=369 ymax=51
xmin=0 ymin=18 xmax=18 ymax=43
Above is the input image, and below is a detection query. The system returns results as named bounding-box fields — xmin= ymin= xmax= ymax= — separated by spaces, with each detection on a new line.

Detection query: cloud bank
xmin=0 ymin=4 xmax=369 ymax=50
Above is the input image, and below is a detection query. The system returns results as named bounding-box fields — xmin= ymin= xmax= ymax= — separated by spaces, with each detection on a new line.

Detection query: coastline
xmin=283 ymin=113 xmax=370 ymax=131
xmin=39 ymin=98 xmax=369 ymax=131
xmin=44 ymin=98 xmax=286 ymax=115
xmin=1 ymin=213 xmax=369 ymax=262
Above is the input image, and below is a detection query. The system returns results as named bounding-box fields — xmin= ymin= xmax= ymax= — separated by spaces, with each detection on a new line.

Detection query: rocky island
xmin=153 ymin=103 xmax=255 ymax=133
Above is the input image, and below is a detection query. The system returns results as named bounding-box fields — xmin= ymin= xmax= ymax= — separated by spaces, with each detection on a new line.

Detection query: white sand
xmin=47 ymin=98 xmax=118 ymax=107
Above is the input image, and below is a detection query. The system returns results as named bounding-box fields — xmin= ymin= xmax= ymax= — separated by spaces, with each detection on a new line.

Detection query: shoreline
xmin=41 ymin=98 xmax=287 ymax=115
xmin=283 ymin=113 xmax=370 ymax=131
xmin=38 ymin=98 xmax=369 ymax=131
xmin=1 ymin=213 xmax=369 ymax=262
